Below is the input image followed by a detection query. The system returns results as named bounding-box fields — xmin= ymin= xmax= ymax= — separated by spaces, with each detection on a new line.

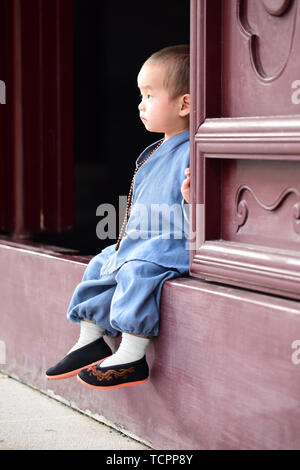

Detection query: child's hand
xmin=181 ymin=168 xmax=190 ymax=203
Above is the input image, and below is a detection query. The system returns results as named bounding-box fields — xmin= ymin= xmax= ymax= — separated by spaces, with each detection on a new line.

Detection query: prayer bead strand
xmin=115 ymin=141 xmax=163 ymax=251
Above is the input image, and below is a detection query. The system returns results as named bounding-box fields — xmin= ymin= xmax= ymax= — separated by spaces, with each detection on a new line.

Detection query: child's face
xmin=137 ymin=61 xmax=189 ymax=140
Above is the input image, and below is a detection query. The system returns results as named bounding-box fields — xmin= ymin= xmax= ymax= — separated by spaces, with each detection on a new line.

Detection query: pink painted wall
xmin=1 ymin=241 xmax=300 ymax=449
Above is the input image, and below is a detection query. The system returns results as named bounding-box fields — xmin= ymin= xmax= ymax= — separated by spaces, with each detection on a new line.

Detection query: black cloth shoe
xmin=77 ymin=356 xmax=149 ymax=390
xmin=45 ymin=338 xmax=112 ymax=380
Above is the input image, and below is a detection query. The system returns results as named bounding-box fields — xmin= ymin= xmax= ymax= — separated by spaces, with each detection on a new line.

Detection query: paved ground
xmin=0 ymin=373 xmax=150 ymax=450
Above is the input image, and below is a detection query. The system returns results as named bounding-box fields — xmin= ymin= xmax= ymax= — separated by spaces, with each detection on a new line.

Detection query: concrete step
xmin=0 ymin=373 xmax=149 ymax=450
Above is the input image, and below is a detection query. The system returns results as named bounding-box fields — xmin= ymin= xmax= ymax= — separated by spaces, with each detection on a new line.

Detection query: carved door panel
xmin=190 ymin=0 xmax=300 ymax=300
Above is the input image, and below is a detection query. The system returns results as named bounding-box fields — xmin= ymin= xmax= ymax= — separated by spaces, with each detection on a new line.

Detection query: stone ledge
xmin=1 ymin=241 xmax=300 ymax=449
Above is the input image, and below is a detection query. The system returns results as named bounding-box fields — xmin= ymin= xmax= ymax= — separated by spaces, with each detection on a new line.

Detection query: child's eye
xmin=139 ymin=93 xmax=153 ymax=101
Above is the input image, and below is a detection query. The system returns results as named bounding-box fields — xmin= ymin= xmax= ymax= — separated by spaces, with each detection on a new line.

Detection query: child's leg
xmin=66 ymin=251 xmax=119 ymax=337
xmin=77 ymin=260 xmax=180 ymax=389
xmin=67 ymin=319 xmax=106 ymax=354
xmin=46 ymin=251 xmax=119 ymax=380
xmin=100 ymin=332 xmax=150 ymax=368
xmin=100 ymin=260 xmax=179 ymax=367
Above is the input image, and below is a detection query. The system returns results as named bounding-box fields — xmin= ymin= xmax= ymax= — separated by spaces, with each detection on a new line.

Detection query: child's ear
xmin=179 ymin=93 xmax=190 ymax=117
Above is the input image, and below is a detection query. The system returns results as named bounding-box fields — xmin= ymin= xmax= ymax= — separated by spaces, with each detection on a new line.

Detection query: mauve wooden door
xmin=0 ymin=0 xmax=14 ymax=232
xmin=190 ymin=0 xmax=300 ymax=300
xmin=0 ymin=0 xmax=74 ymax=236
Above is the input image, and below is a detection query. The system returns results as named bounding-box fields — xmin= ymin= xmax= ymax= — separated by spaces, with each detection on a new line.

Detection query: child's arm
xmin=181 ymin=167 xmax=190 ymax=203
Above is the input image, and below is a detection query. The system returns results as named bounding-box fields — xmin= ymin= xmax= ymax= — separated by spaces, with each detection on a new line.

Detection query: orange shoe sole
xmin=77 ymin=374 xmax=148 ymax=390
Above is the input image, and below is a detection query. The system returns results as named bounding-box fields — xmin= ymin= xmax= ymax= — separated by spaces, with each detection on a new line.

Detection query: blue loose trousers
xmin=67 ymin=250 xmax=180 ymax=337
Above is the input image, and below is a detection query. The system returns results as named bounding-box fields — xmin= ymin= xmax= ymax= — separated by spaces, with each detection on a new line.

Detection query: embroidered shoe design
xmin=90 ymin=366 xmax=135 ymax=383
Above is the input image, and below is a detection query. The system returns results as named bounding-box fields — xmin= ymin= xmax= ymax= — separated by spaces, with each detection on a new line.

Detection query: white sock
xmin=100 ymin=333 xmax=150 ymax=367
xmin=67 ymin=320 xmax=106 ymax=355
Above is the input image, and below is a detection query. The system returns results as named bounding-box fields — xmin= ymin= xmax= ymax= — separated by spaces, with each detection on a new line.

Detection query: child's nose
xmin=138 ymin=100 xmax=145 ymax=111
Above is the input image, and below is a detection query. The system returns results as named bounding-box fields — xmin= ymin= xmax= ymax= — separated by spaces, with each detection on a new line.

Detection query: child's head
xmin=137 ymin=45 xmax=190 ymax=140
xmin=146 ymin=45 xmax=190 ymax=101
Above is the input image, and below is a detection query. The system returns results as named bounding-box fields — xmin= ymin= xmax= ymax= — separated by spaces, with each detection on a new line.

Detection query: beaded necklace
xmin=115 ymin=140 xmax=163 ymax=251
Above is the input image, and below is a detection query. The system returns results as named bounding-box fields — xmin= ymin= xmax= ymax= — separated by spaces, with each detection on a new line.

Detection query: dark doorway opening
xmin=34 ymin=0 xmax=190 ymax=255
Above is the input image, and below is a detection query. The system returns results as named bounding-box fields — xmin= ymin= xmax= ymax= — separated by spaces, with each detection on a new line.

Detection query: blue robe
xmin=100 ymin=129 xmax=190 ymax=276
xmin=67 ymin=130 xmax=190 ymax=336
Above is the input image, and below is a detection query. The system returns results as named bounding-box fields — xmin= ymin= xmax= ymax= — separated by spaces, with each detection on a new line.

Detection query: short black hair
xmin=146 ymin=44 xmax=190 ymax=100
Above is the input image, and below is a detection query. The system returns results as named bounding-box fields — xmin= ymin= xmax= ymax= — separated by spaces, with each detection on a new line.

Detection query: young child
xmin=46 ymin=45 xmax=191 ymax=389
